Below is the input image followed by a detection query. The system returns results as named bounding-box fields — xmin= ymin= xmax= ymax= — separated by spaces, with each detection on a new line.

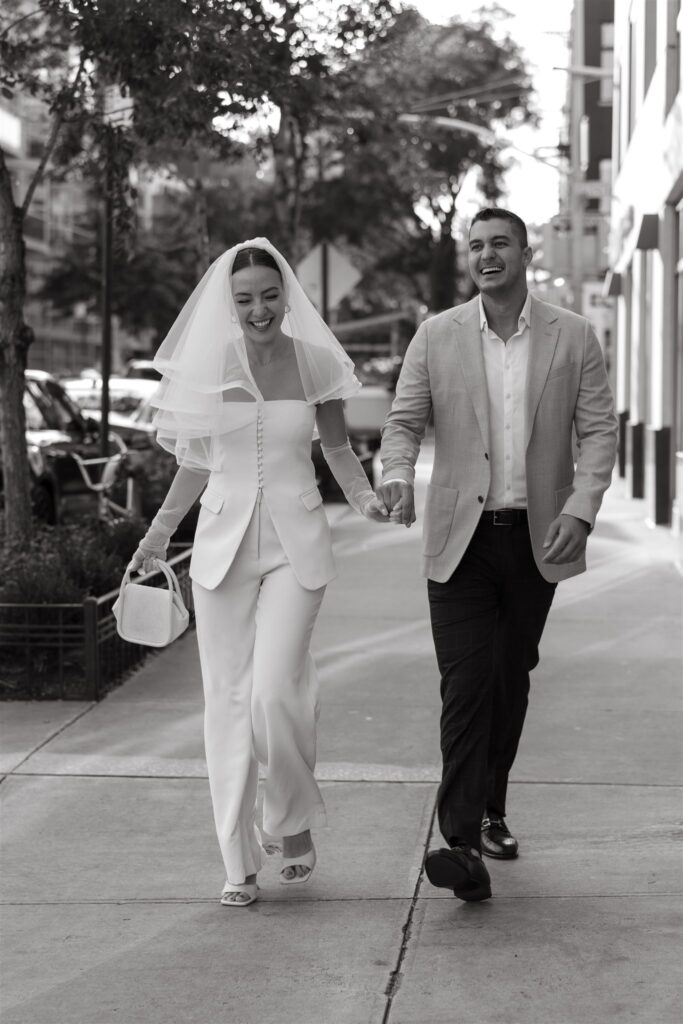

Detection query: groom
xmin=378 ymin=208 xmax=617 ymax=901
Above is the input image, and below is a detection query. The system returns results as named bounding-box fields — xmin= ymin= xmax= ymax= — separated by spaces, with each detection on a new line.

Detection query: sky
xmin=412 ymin=0 xmax=574 ymax=226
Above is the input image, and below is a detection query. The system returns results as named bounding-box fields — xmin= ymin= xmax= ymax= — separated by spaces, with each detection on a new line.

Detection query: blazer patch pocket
xmin=423 ymin=484 xmax=459 ymax=557
xmin=199 ymin=488 xmax=224 ymax=515
xmin=300 ymin=486 xmax=323 ymax=511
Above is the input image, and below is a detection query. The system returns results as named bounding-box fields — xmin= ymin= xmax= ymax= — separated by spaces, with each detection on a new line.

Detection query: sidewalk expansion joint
xmin=381 ymin=799 xmax=437 ymax=1024
xmin=2 ymin=891 xmax=680 ymax=910
xmin=0 ymin=896 xmax=419 ymax=907
xmin=1 ymin=702 xmax=97 ymax=783
xmin=7 ymin=768 xmax=681 ymax=791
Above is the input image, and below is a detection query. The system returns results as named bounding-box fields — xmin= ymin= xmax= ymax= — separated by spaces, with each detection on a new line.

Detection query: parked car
xmin=61 ymin=375 xmax=158 ymax=417
xmin=123 ymin=359 xmax=161 ymax=381
xmin=63 ymin=376 xmax=198 ymax=535
xmin=0 ymin=370 xmax=127 ymax=524
xmin=343 ymin=385 xmax=393 ymax=454
xmin=357 ymin=354 xmax=403 ymax=391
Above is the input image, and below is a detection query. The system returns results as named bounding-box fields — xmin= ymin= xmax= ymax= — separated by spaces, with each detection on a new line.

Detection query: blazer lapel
xmin=453 ymin=300 xmax=490 ymax=448
xmin=525 ymin=296 xmax=560 ymax=448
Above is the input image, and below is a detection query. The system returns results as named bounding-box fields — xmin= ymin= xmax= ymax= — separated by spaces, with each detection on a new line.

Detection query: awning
xmin=635 ymin=213 xmax=658 ymax=250
xmin=602 ymin=270 xmax=622 ymax=297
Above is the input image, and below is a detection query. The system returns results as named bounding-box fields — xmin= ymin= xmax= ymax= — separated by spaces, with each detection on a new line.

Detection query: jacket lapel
xmin=453 ymin=299 xmax=490 ymax=448
xmin=525 ymin=296 xmax=560 ymax=449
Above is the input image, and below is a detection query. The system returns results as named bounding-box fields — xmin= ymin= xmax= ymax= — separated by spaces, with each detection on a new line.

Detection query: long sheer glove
xmin=321 ymin=441 xmax=388 ymax=521
xmin=129 ymin=465 xmax=209 ymax=573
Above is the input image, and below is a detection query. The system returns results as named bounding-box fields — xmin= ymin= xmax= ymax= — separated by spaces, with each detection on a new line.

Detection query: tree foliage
xmin=0 ymin=0 xmax=286 ymax=546
xmin=299 ymin=6 xmax=537 ymax=310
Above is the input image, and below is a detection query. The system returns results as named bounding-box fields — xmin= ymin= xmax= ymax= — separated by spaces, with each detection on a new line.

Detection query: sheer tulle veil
xmin=150 ymin=237 xmax=361 ymax=471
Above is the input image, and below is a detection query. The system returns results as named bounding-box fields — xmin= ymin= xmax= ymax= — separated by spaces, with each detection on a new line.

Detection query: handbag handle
xmin=120 ymin=559 xmax=184 ymax=601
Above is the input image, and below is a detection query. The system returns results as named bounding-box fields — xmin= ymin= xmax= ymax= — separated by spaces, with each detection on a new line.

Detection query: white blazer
xmin=190 ymin=401 xmax=336 ymax=591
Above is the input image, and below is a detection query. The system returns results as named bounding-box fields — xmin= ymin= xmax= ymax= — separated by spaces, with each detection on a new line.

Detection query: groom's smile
xmin=468 ymin=218 xmax=531 ymax=294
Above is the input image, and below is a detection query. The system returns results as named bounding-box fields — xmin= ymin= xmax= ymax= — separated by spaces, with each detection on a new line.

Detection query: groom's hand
xmin=542 ymin=514 xmax=589 ymax=564
xmin=376 ymin=481 xmax=416 ymax=527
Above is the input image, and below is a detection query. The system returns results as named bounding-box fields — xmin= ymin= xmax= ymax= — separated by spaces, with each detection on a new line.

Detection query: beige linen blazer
xmin=380 ymin=294 xmax=618 ymax=584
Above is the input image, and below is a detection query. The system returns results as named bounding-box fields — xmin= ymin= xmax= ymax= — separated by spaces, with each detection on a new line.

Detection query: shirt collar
xmin=479 ymin=292 xmax=531 ymax=334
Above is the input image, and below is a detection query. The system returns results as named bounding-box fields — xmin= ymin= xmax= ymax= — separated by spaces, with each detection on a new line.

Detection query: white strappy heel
xmin=220 ymin=881 xmax=258 ymax=907
xmin=280 ymin=845 xmax=316 ymax=885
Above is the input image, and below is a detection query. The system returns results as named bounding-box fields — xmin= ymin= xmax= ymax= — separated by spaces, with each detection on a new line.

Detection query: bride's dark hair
xmin=231 ymin=246 xmax=282 ymax=278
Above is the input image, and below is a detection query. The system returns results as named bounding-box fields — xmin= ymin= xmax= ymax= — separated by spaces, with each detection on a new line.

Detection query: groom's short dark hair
xmin=470 ymin=207 xmax=528 ymax=249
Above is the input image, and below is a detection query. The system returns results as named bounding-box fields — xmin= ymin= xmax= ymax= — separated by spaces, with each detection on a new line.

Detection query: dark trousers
xmin=427 ymin=517 xmax=556 ymax=852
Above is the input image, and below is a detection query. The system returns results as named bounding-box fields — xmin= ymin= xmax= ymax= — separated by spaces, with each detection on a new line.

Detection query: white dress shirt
xmin=479 ymin=293 xmax=530 ymax=509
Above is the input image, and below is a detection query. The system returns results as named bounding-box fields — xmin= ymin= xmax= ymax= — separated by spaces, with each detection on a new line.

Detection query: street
xmin=1 ymin=442 xmax=681 ymax=1024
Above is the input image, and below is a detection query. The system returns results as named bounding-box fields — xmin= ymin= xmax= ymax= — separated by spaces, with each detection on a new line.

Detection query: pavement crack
xmin=381 ymin=799 xmax=437 ymax=1024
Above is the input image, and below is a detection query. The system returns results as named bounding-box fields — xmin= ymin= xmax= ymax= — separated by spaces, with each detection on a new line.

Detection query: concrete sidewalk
xmin=1 ymin=461 xmax=681 ymax=1024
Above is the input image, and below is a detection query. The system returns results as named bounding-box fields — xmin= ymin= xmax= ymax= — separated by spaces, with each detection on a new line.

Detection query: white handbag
xmin=113 ymin=560 xmax=190 ymax=647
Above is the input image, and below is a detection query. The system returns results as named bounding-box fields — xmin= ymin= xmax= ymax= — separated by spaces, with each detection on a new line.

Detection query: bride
xmin=129 ymin=240 xmax=388 ymax=907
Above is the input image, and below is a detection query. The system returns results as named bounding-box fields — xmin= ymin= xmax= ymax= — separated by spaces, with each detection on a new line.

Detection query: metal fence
xmin=0 ymin=549 xmax=194 ymax=701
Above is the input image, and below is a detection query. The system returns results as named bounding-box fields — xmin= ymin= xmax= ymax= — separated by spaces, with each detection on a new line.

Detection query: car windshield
xmin=23 ymin=389 xmax=47 ymax=431
xmin=25 ymin=379 xmax=82 ymax=432
xmin=126 ymin=365 xmax=160 ymax=381
xmin=133 ymin=401 xmax=155 ymax=425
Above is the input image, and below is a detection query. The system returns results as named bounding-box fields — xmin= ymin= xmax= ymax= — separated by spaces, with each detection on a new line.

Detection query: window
xmin=628 ymin=20 xmax=637 ymax=139
xmin=644 ymin=0 xmax=657 ymax=96
xmin=600 ymin=23 xmax=614 ymax=103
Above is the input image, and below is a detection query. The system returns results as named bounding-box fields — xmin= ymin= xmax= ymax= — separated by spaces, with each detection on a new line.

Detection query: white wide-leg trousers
xmin=192 ymin=498 xmax=327 ymax=886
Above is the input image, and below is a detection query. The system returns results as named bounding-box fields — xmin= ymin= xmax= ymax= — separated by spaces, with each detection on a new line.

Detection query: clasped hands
xmin=364 ymin=481 xmax=416 ymax=527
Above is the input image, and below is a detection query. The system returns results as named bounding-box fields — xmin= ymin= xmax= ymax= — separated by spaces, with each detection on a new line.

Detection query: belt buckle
xmin=492 ymin=509 xmax=512 ymax=526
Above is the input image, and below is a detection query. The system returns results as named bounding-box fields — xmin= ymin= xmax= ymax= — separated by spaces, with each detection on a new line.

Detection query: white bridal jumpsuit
xmin=189 ymin=399 xmax=336 ymax=886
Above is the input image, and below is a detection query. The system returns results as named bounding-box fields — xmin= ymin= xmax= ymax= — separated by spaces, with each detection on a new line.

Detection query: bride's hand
xmin=362 ymin=495 xmax=391 ymax=522
xmin=388 ymin=496 xmax=415 ymax=528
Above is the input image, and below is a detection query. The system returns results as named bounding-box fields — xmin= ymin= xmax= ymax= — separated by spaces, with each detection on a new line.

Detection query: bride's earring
xmin=285 ymin=304 xmax=291 ymax=313
xmin=230 ymin=313 xmax=237 ymax=323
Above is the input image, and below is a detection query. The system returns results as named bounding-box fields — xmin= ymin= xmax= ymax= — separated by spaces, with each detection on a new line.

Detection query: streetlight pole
xmin=99 ymin=83 xmax=133 ymax=459
xmin=100 ymin=125 xmax=113 ymax=460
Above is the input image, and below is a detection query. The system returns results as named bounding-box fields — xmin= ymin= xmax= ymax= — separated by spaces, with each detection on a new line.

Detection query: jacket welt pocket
xmin=300 ymin=486 xmax=323 ymax=511
xmin=199 ymin=488 xmax=224 ymax=514
xmin=423 ymin=483 xmax=459 ymax=557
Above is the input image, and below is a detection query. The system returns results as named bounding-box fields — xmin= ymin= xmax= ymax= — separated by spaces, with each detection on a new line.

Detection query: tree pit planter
xmin=0 ymin=549 xmax=194 ymax=700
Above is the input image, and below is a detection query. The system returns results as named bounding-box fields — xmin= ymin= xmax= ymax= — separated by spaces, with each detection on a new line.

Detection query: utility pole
xmin=321 ymin=240 xmax=329 ymax=323
xmin=99 ymin=83 xmax=133 ymax=458
xmin=100 ymin=126 xmax=113 ymax=460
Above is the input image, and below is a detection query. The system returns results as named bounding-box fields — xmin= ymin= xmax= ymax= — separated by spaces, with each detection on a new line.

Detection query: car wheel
xmin=31 ymin=483 xmax=56 ymax=524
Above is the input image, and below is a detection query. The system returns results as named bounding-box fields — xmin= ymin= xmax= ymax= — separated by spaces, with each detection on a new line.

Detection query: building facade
xmin=606 ymin=0 xmax=683 ymax=547
xmin=0 ymin=93 xmax=109 ymax=374
xmin=541 ymin=0 xmax=616 ymax=385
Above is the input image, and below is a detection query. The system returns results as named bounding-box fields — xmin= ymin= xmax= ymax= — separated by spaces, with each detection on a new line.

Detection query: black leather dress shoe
xmin=425 ymin=845 xmax=492 ymax=902
xmin=481 ymin=814 xmax=519 ymax=859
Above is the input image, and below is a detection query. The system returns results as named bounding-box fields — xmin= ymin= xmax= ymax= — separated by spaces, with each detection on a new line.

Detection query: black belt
xmin=480 ymin=508 xmax=528 ymax=526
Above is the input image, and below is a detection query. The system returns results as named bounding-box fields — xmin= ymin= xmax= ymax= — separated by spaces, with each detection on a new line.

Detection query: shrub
xmin=0 ymin=516 xmax=147 ymax=604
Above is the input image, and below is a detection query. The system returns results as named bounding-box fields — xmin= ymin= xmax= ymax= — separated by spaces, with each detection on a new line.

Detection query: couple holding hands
xmin=130 ymin=208 xmax=617 ymax=907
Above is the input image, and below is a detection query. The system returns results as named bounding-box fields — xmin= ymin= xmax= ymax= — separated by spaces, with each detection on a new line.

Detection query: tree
xmin=255 ymin=0 xmax=399 ymax=262
xmin=299 ymin=7 xmax=537 ymax=310
xmin=0 ymin=0 xmax=276 ymax=547
xmin=38 ymin=200 xmax=200 ymax=348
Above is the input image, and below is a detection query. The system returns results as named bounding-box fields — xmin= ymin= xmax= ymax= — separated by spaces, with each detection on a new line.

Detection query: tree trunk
xmin=0 ymin=150 xmax=33 ymax=547
xmin=271 ymin=103 xmax=296 ymax=259
xmin=192 ymin=174 xmax=210 ymax=281
xmin=429 ymin=196 xmax=458 ymax=311
xmin=429 ymin=232 xmax=456 ymax=311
